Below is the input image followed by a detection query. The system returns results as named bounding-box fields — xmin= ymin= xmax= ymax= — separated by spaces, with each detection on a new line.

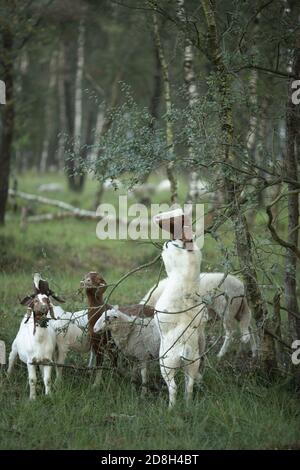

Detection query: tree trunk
xmin=176 ymin=0 xmax=201 ymax=203
xmin=285 ymin=51 xmax=300 ymax=342
xmin=201 ymin=0 xmax=277 ymax=372
xmin=57 ymin=44 xmax=67 ymax=172
xmin=74 ymin=19 xmax=84 ymax=154
xmin=0 ymin=27 xmax=14 ymax=225
xmin=40 ymin=52 xmax=57 ymax=173
xmin=93 ymin=72 xmax=122 ymax=209
xmin=152 ymin=12 xmax=178 ymax=204
xmin=149 ymin=39 xmax=162 ymax=130
xmin=64 ymin=19 xmax=85 ymax=192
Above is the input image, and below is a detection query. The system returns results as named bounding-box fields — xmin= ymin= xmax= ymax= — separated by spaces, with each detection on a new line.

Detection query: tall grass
xmin=0 ymin=173 xmax=299 ymax=449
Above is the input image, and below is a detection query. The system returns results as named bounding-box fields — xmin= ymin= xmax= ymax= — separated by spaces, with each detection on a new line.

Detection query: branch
xmin=238 ymin=0 xmax=275 ymax=53
xmin=264 ymin=328 xmax=293 ymax=352
xmin=266 ymin=192 xmax=300 ymax=260
xmin=105 ymin=253 xmax=161 ymax=304
xmin=233 ymin=64 xmax=297 ymax=80
xmin=17 ymin=0 xmax=55 ymax=50
xmin=27 ymin=212 xmax=100 ymax=222
xmin=9 ymin=189 xmax=96 ymax=214
xmin=8 ymin=189 xmax=129 ymax=224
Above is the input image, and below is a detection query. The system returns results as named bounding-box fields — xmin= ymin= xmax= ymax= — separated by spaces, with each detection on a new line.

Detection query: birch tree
xmin=66 ymin=18 xmax=85 ymax=191
xmin=176 ymin=0 xmax=200 ymax=202
xmin=152 ymin=11 xmax=178 ymax=204
xmin=40 ymin=52 xmax=58 ymax=172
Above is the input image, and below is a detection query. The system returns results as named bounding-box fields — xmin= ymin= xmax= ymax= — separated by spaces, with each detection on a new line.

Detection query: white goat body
xmin=94 ymin=308 xmax=160 ymax=390
xmin=52 ymin=306 xmax=93 ymax=377
xmin=155 ymin=240 xmax=207 ymax=408
xmin=141 ymin=272 xmax=256 ymax=357
xmin=7 ymin=294 xmax=57 ymax=399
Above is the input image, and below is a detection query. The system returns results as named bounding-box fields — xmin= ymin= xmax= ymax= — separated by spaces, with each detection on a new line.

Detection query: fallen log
xmin=8 ymin=189 xmax=140 ymax=226
xmin=9 ymin=189 xmax=93 ymax=214
xmin=27 ymin=211 xmax=100 ymax=222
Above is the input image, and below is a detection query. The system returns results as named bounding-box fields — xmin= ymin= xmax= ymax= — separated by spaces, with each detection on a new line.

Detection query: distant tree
xmin=0 ymin=0 xmax=54 ymax=224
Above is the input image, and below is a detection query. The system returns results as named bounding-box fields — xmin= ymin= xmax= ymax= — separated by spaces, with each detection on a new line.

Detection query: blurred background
xmin=0 ymin=0 xmax=300 ymax=450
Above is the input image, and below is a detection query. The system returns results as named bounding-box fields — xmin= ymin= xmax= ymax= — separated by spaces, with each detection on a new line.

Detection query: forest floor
xmin=0 ymin=172 xmax=299 ymax=450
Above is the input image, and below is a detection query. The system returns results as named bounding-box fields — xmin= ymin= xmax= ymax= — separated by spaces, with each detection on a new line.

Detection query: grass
xmin=0 ymin=172 xmax=300 ymax=450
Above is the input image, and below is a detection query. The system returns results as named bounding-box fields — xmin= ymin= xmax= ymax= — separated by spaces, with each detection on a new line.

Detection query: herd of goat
xmin=7 ymin=208 xmax=257 ymax=407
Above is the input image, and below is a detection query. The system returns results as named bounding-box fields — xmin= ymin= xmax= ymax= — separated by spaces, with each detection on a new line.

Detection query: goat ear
xmin=24 ymin=308 xmax=32 ymax=323
xmin=47 ymin=301 xmax=57 ymax=320
xmin=20 ymin=295 xmax=34 ymax=307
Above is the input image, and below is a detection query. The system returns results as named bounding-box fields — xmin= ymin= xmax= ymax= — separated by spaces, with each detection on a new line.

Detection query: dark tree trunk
xmin=285 ymin=49 xmax=300 ymax=341
xmin=149 ymin=43 xmax=162 ymax=130
xmin=0 ymin=28 xmax=14 ymax=225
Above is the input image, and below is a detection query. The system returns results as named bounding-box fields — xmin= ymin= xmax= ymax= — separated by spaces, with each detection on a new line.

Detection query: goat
xmin=32 ymin=274 xmax=92 ymax=377
xmin=94 ymin=307 xmax=160 ymax=393
xmin=81 ymin=271 xmax=155 ymax=386
xmin=128 ymin=183 xmax=156 ymax=206
xmin=141 ymin=274 xmax=256 ymax=358
xmin=155 ymin=237 xmax=207 ymax=408
xmin=7 ymin=294 xmax=57 ymax=400
xmin=51 ymin=307 xmax=91 ymax=381
xmin=152 ymin=208 xmax=207 ymax=407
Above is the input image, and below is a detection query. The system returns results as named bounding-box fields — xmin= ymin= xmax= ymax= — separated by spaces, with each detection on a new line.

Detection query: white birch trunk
xmin=152 ymin=12 xmax=177 ymax=203
xmin=40 ymin=52 xmax=58 ymax=172
xmin=177 ymin=0 xmax=200 ymax=202
xmin=74 ymin=19 xmax=85 ymax=157
xmin=57 ymin=44 xmax=67 ymax=172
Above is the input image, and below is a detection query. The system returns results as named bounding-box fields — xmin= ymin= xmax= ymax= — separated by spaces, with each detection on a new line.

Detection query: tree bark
xmin=93 ymin=71 xmax=123 ymax=209
xmin=74 ymin=19 xmax=84 ymax=154
xmin=57 ymin=44 xmax=67 ymax=172
xmin=64 ymin=19 xmax=85 ymax=192
xmin=40 ymin=52 xmax=58 ymax=172
xmin=149 ymin=42 xmax=162 ymax=130
xmin=0 ymin=27 xmax=14 ymax=225
xmin=152 ymin=12 xmax=178 ymax=204
xmin=285 ymin=50 xmax=300 ymax=342
xmin=176 ymin=0 xmax=201 ymax=203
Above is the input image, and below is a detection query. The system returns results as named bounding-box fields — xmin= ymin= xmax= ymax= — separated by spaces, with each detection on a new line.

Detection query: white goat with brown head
xmin=7 ymin=293 xmax=57 ymax=400
xmin=153 ymin=208 xmax=207 ymax=408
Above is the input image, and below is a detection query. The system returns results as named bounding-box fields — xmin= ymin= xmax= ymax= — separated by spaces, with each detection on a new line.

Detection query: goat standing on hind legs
xmin=81 ymin=272 xmax=118 ymax=386
xmin=154 ymin=209 xmax=208 ymax=409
